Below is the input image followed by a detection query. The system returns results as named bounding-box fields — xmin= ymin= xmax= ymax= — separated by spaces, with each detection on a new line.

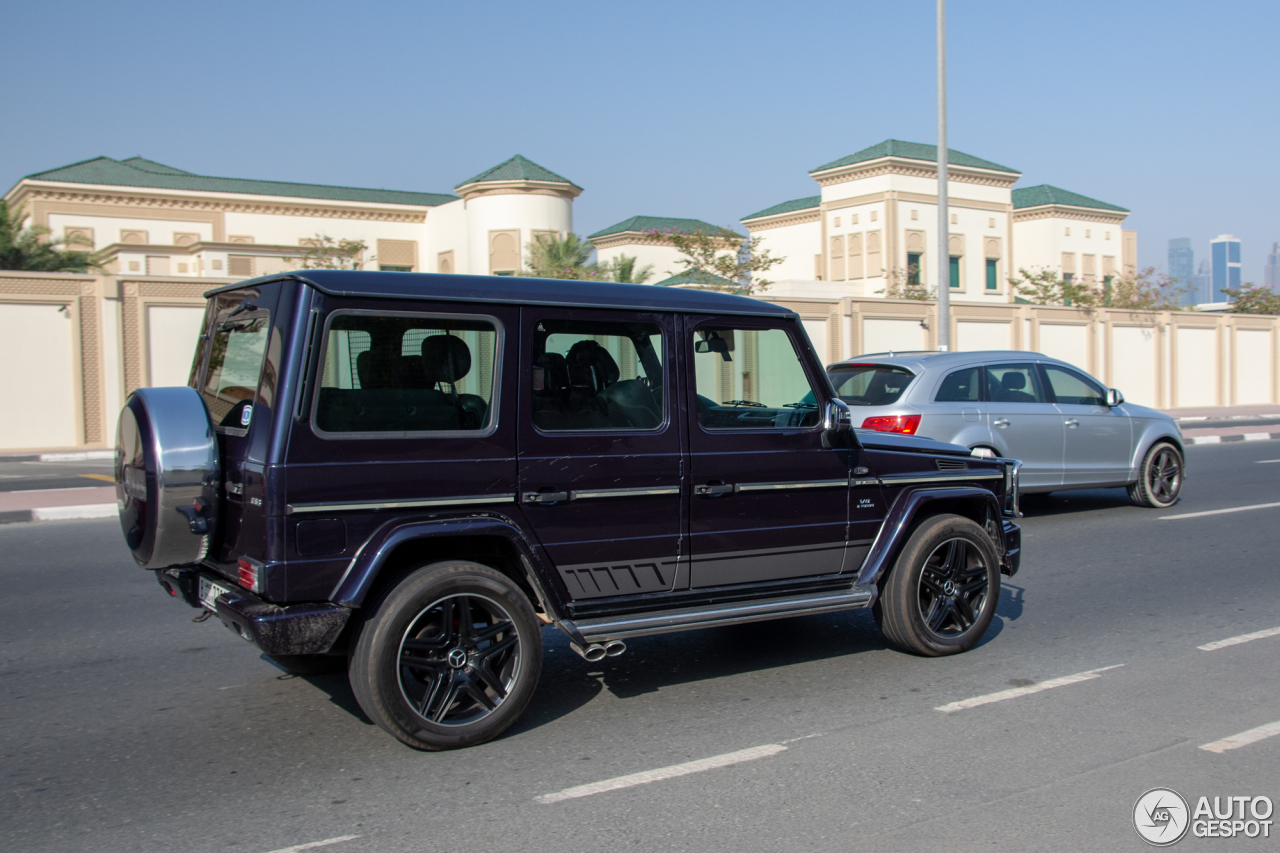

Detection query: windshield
xmin=826 ymin=364 xmax=915 ymax=406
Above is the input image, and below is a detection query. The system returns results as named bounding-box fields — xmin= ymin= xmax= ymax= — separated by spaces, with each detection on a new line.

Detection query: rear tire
xmin=348 ymin=561 xmax=542 ymax=750
xmin=1128 ymin=442 xmax=1183 ymax=508
xmin=876 ymin=514 xmax=1000 ymax=656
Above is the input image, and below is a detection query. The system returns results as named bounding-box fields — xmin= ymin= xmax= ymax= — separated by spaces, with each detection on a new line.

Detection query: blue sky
xmin=3 ymin=1 xmax=1277 ymax=279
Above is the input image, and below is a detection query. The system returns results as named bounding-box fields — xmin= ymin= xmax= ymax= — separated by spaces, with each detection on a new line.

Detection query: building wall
xmin=1011 ymin=215 xmax=1126 ymax=281
xmin=594 ymin=242 xmax=690 ymax=282
xmin=464 ymin=192 xmax=573 ymax=277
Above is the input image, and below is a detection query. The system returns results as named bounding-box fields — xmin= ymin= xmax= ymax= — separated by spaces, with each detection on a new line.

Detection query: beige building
xmin=740 ymin=139 xmax=1136 ymax=300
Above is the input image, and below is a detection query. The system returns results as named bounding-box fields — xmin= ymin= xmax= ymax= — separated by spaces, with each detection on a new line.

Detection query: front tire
xmin=876 ymin=514 xmax=1000 ymax=656
xmin=348 ymin=561 xmax=543 ymax=750
xmin=1128 ymin=442 xmax=1183 ymax=508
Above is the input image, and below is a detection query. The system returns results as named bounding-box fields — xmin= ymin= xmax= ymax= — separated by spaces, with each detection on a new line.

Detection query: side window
xmin=934 ymin=366 xmax=981 ymax=402
xmin=531 ymin=319 xmax=664 ymax=432
xmin=693 ymin=327 xmax=819 ymax=430
xmin=313 ymin=313 xmax=498 ymax=435
xmin=984 ymin=363 xmax=1048 ymax=404
xmin=201 ymin=310 xmax=270 ymax=429
xmin=1042 ymin=365 xmax=1106 ymax=406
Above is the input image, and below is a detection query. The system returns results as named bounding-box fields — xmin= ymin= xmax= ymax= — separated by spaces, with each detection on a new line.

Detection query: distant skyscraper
xmin=1266 ymin=242 xmax=1280 ymax=294
xmin=1168 ymin=238 xmax=1195 ymax=305
xmin=1210 ymin=234 xmax=1242 ymax=301
xmin=1191 ymin=258 xmax=1213 ymax=304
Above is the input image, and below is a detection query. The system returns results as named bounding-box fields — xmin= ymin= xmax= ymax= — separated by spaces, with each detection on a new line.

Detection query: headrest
xmin=1001 ymin=372 xmax=1027 ymax=390
xmin=422 ymin=334 xmax=471 ymax=384
xmin=534 ymin=352 xmax=570 ymax=393
xmin=356 ymin=349 xmax=394 ymax=389
xmin=566 ymin=339 xmax=619 ymax=393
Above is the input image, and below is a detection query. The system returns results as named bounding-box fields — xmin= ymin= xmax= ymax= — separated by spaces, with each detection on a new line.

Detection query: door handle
xmin=694 ymin=483 xmax=737 ymax=496
xmin=523 ymin=491 xmax=569 ymax=505
xmin=1064 ymin=418 xmax=1080 ymax=428
xmin=993 ymin=418 xmax=1010 ymax=428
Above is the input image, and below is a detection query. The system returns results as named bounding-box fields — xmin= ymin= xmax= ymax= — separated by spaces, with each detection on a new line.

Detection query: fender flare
xmin=854 ymin=487 xmax=1005 ymax=587
xmin=328 ymin=514 xmax=565 ymax=619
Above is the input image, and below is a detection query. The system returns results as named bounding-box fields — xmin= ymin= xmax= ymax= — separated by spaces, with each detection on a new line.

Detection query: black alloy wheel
xmin=349 ymin=561 xmax=543 ymax=750
xmin=875 ymin=514 xmax=1000 ymax=656
xmin=1129 ymin=442 xmax=1183 ymax=508
xmin=397 ymin=593 xmax=522 ymax=726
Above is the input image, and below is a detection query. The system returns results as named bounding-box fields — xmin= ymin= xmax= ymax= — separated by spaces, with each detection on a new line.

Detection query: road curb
xmin=1186 ymin=432 xmax=1280 ymax=445
xmin=0 ymin=451 xmax=115 ymax=462
xmin=0 ymin=504 xmax=116 ymax=524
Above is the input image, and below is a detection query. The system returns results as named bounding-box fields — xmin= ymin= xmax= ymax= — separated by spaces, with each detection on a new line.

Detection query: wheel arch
xmin=1130 ymin=429 xmax=1186 ymax=477
xmin=854 ymin=487 xmax=1004 ymax=588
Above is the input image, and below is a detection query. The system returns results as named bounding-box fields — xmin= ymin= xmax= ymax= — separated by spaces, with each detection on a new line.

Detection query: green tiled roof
xmin=654 ymin=271 xmax=736 ymax=287
xmin=1011 ymin=184 xmax=1128 ymax=212
xmin=811 ymin=139 xmax=1019 ymax=175
xmin=455 ymin=154 xmax=580 ymax=190
xmin=588 ymin=215 xmax=739 ymax=240
xmin=22 ymin=157 xmax=459 ymax=207
xmin=742 ymin=195 xmax=821 ymax=221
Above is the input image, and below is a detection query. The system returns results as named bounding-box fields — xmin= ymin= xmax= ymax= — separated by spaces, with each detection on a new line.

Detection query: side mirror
xmin=823 ymin=399 xmax=853 ymax=434
xmin=1106 ymin=388 xmax=1124 ymax=407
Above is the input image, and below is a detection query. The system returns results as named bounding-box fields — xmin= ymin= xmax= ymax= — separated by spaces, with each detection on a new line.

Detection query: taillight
xmin=237 ymin=557 xmax=262 ymax=593
xmin=861 ymin=414 xmax=922 ymax=435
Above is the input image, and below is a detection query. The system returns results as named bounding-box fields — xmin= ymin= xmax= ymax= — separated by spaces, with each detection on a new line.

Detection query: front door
xmin=983 ymin=362 xmax=1064 ymax=490
xmin=1041 ymin=363 xmax=1133 ymax=486
xmin=517 ymin=308 xmax=685 ymax=600
xmin=685 ymin=316 xmax=851 ymax=588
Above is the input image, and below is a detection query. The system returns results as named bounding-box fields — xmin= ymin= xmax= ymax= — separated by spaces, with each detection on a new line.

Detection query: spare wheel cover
xmin=115 ymin=387 xmax=220 ymax=569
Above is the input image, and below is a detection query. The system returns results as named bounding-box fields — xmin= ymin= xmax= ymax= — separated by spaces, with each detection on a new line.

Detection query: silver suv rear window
xmin=826 ymin=364 xmax=915 ymax=406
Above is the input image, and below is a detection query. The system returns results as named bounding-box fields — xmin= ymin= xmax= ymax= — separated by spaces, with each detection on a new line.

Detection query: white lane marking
xmin=262 ymin=836 xmax=360 ymax=853
xmin=32 ymin=504 xmax=117 ymax=521
xmin=934 ymin=665 xmax=1124 ymax=713
xmin=1198 ymin=625 xmax=1280 ymax=651
xmin=1158 ymin=501 xmax=1280 ymax=521
xmin=1200 ymin=720 xmax=1280 ymax=754
xmin=1244 ymin=433 xmax=1272 ymax=441
xmin=535 ymin=743 xmax=787 ymax=804
xmin=1256 ymin=459 xmax=1280 ymax=464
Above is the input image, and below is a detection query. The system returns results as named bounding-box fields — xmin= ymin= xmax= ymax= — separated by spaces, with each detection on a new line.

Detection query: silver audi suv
xmin=825 ymin=350 xmax=1185 ymax=507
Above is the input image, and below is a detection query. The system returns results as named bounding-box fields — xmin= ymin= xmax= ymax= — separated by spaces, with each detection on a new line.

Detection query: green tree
xmin=1007 ymin=266 xmax=1192 ymax=310
xmin=283 ymin=234 xmax=371 ymax=270
xmin=602 ymin=253 xmax=653 ymax=284
xmin=878 ymin=265 xmax=934 ymax=300
xmin=0 ymin=200 xmax=97 ymax=272
xmin=648 ymin=226 xmax=784 ymax=294
xmin=523 ymin=232 xmax=598 ymax=280
xmin=1223 ymin=283 xmax=1280 ymax=315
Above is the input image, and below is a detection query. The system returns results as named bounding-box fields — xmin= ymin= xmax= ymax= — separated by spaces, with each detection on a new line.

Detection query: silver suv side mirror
xmin=1106 ymin=388 xmax=1124 ymax=407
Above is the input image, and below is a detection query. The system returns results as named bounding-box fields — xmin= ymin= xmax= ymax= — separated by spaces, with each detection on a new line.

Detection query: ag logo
xmin=1134 ymin=788 xmax=1190 ymax=846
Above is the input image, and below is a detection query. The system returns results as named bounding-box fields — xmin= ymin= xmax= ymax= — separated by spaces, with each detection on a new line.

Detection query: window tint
xmin=314 ymin=313 xmax=497 ymax=434
xmin=694 ymin=327 xmax=819 ymax=430
xmin=202 ymin=311 xmax=270 ymax=428
xmin=828 ymin=364 xmax=915 ymax=406
xmin=1043 ymin=365 xmax=1106 ymax=406
xmin=935 ymin=366 xmax=981 ymax=402
xmin=984 ymin=363 xmax=1047 ymax=404
xmin=531 ymin=319 xmax=663 ymax=432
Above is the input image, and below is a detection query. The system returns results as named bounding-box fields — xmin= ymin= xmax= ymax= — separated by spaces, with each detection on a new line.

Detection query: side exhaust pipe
xmin=604 ymin=640 xmax=626 ymax=657
xmin=570 ymin=642 xmax=607 ymax=662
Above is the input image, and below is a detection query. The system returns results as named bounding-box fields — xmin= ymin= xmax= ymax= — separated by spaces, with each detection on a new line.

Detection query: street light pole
xmin=936 ymin=0 xmax=951 ymax=351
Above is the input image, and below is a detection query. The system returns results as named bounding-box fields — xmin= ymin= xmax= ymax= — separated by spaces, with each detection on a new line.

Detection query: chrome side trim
xmin=286 ymin=494 xmax=516 ymax=515
xmin=878 ymin=472 xmax=1002 ymax=486
xmin=569 ymin=486 xmax=681 ymax=500
xmin=851 ymin=477 xmax=880 ymax=487
xmin=570 ymin=585 xmax=877 ymax=641
xmin=737 ymin=479 xmax=849 ymax=492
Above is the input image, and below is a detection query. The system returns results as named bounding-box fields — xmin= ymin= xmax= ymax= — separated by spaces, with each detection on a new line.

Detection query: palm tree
xmin=524 ymin=232 xmax=597 ymax=280
xmin=603 ymin=254 xmax=654 ymax=284
xmin=0 ymin=200 xmax=97 ymax=272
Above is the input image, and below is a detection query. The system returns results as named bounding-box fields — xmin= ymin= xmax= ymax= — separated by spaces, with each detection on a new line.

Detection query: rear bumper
xmin=156 ymin=569 xmax=351 ymax=656
xmin=1000 ymin=520 xmax=1021 ymax=578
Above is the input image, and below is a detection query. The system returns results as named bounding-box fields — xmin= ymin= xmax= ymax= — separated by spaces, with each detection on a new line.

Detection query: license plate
xmin=198 ymin=576 xmax=230 ymax=612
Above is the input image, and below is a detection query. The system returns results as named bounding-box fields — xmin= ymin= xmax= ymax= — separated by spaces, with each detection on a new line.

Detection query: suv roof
xmin=206 ymin=270 xmax=796 ymax=318
xmin=832 ymin=350 xmax=1056 ymax=368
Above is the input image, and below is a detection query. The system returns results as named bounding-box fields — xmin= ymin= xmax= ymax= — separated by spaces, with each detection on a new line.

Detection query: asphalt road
xmin=0 ymin=458 xmax=115 ymax=493
xmin=3 ymin=441 xmax=1279 ymax=852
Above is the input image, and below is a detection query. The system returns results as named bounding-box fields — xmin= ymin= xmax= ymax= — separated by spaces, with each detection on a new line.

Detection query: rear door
xmin=516 ymin=308 xmax=685 ymax=600
xmin=685 ymin=315 xmax=851 ymax=588
xmin=1041 ymin=363 xmax=1133 ymax=486
xmin=982 ymin=362 xmax=1063 ymax=489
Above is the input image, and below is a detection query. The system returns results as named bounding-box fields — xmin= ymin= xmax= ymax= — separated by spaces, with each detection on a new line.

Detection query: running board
xmin=558 ymin=584 xmax=878 ymax=643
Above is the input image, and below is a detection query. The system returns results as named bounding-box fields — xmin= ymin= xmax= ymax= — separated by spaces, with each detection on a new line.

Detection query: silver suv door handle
xmin=993 ymin=418 xmax=1010 ymax=428
xmin=1064 ymin=418 xmax=1079 ymax=428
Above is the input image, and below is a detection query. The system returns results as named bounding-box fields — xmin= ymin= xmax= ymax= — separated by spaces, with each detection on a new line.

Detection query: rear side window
xmin=313 ymin=312 xmax=499 ymax=435
xmin=201 ymin=310 xmax=270 ymax=429
xmin=531 ymin=319 xmax=664 ymax=432
xmin=827 ymin=364 xmax=915 ymax=406
xmin=935 ymin=366 xmax=981 ymax=402
xmin=985 ymin=363 xmax=1048 ymax=404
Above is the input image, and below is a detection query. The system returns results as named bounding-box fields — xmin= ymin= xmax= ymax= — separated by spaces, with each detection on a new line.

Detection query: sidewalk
xmin=0 ymin=486 xmax=117 ymax=524
xmin=1157 ymin=404 xmax=1280 ymax=445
